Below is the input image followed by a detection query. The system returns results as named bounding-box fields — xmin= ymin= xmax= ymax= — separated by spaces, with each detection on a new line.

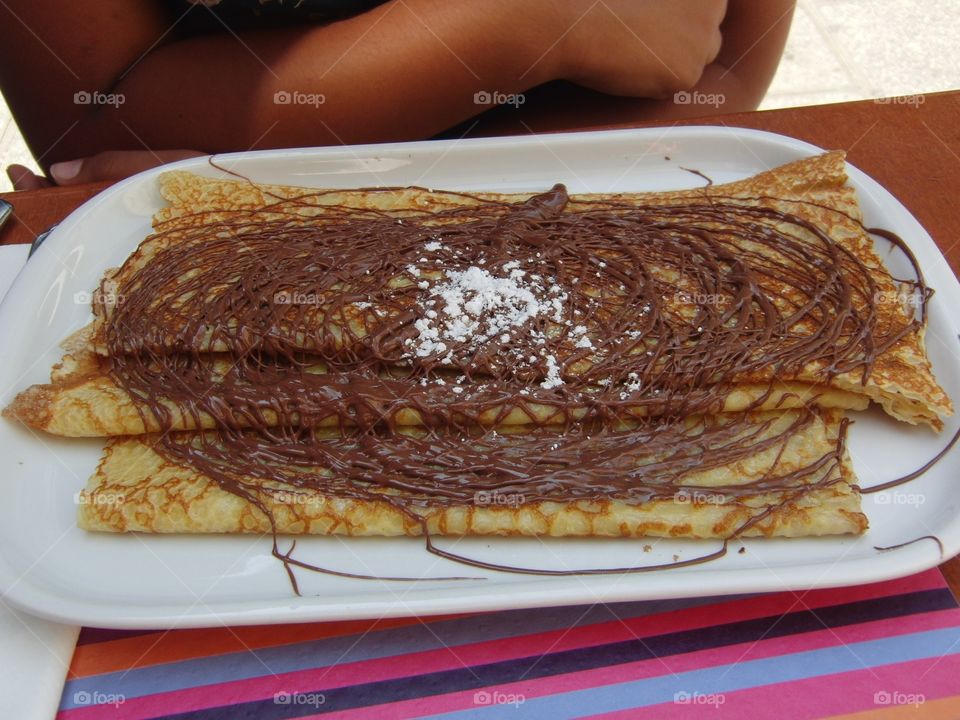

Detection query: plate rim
xmin=1 ymin=125 xmax=957 ymax=628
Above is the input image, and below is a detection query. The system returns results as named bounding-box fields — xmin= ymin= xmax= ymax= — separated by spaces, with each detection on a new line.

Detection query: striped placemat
xmin=57 ymin=568 xmax=960 ymax=719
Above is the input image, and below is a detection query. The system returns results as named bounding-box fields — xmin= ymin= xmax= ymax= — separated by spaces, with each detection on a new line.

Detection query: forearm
xmin=462 ymin=0 xmax=795 ymax=134
xmin=1 ymin=0 xmax=738 ymax=178
xmin=602 ymin=62 xmax=756 ymax=123
xmin=618 ymin=0 xmax=796 ymax=120
xmin=60 ymin=0 xmax=563 ymax=160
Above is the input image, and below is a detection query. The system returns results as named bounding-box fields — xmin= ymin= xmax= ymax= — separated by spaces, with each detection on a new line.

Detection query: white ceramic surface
xmin=1 ymin=127 xmax=957 ymax=629
xmin=0 ymin=244 xmax=78 ymax=720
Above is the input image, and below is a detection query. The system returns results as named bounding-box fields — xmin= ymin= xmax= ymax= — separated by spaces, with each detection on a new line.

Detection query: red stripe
xmin=584 ymin=653 xmax=960 ymax=719
xmin=308 ymin=608 xmax=960 ymax=719
xmin=66 ymin=569 xmax=950 ymax=680
xmin=67 ymin=613 xmax=473 ymax=679
xmin=57 ymin=599 xmax=960 ymax=719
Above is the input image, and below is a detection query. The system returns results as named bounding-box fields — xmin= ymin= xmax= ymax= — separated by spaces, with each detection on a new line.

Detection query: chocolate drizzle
xmin=861 ymin=423 xmax=960 ymax=494
xmin=95 ymin=176 xmax=941 ymax=589
xmin=874 ymin=535 xmax=944 ymax=557
xmin=101 ymin=189 xmax=924 ymax=427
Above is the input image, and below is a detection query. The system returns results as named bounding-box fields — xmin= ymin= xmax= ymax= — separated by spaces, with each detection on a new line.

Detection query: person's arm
xmin=597 ymin=0 xmax=796 ymax=120
xmin=452 ymin=0 xmax=795 ymax=134
xmin=0 ymin=0 xmax=726 ymax=178
xmin=675 ymin=0 xmax=797 ymax=113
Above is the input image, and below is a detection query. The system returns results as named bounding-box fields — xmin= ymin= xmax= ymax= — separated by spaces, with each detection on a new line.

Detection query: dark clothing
xmin=172 ymin=0 xmax=389 ymax=35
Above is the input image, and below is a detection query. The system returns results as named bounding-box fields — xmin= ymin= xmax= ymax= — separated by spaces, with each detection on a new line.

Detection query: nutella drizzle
xmin=874 ymin=535 xmax=945 ymax=557
xmin=94 ymin=175 xmax=945 ymax=589
xmin=679 ymin=167 xmax=714 ymax=186
xmin=860 ymin=423 xmax=960 ymax=493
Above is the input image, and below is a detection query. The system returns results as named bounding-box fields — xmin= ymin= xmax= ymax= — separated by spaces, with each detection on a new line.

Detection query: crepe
xmin=3 ymin=152 xmax=952 ymax=553
xmin=4 ymin=326 xmax=868 ymax=436
xmin=77 ymin=409 xmax=867 ymax=539
xmin=4 ymin=153 xmax=951 ymax=435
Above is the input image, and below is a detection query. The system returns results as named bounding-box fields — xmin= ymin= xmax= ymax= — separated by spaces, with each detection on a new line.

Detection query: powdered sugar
xmin=404 ymin=260 xmax=570 ymax=389
xmin=541 ymin=354 xmax=564 ymax=389
xmin=408 ymin=264 xmax=551 ymax=354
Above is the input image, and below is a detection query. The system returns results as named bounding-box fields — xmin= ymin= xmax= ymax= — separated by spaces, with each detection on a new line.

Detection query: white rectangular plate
xmin=1 ymin=127 xmax=958 ymax=628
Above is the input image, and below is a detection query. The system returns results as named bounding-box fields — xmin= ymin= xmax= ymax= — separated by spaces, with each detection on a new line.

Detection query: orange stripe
xmin=825 ymin=694 xmax=960 ymax=719
xmin=66 ymin=569 xmax=952 ymax=679
xmin=68 ymin=612 xmax=471 ymax=679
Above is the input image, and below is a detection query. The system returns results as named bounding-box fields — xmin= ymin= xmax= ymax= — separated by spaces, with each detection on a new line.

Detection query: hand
xmin=6 ymin=149 xmax=206 ymax=191
xmin=552 ymin=0 xmax=727 ymax=97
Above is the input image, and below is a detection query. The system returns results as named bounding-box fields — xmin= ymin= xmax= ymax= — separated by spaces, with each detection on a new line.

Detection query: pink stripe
xmin=585 ymin=653 xmax=960 ymax=720
xmin=55 ymin=570 xmax=951 ymax=720
xmin=304 ymin=608 xmax=960 ymax=720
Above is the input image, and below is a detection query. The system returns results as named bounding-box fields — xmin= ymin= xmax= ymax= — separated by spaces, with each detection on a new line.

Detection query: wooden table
xmin=2 ymin=91 xmax=959 ymax=594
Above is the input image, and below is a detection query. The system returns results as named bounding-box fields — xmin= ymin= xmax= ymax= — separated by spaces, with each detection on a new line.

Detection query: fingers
xmin=716 ymin=0 xmax=730 ymax=22
xmin=708 ymin=0 xmax=728 ymax=65
xmin=8 ymin=150 xmax=206 ymax=192
xmin=690 ymin=0 xmax=726 ymax=75
xmin=48 ymin=150 xmax=206 ymax=186
xmin=706 ymin=25 xmax=724 ymax=67
xmin=6 ymin=164 xmax=52 ymax=191
xmin=557 ymin=0 xmax=730 ymax=98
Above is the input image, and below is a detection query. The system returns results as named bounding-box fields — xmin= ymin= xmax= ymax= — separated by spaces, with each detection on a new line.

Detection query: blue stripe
xmin=122 ymin=589 xmax=958 ymax=720
xmin=59 ymin=595 xmax=726 ymax=710
xmin=426 ymin=625 xmax=960 ymax=719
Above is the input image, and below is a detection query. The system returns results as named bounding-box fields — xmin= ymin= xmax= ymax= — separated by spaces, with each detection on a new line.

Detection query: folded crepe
xmin=4 ymin=152 xmax=953 ymax=551
xmin=78 ymin=409 xmax=866 ymax=539
xmin=4 ymin=153 xmax=951 ymax=436
xmin=6 ymin=325 xmax=868 ymax=436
